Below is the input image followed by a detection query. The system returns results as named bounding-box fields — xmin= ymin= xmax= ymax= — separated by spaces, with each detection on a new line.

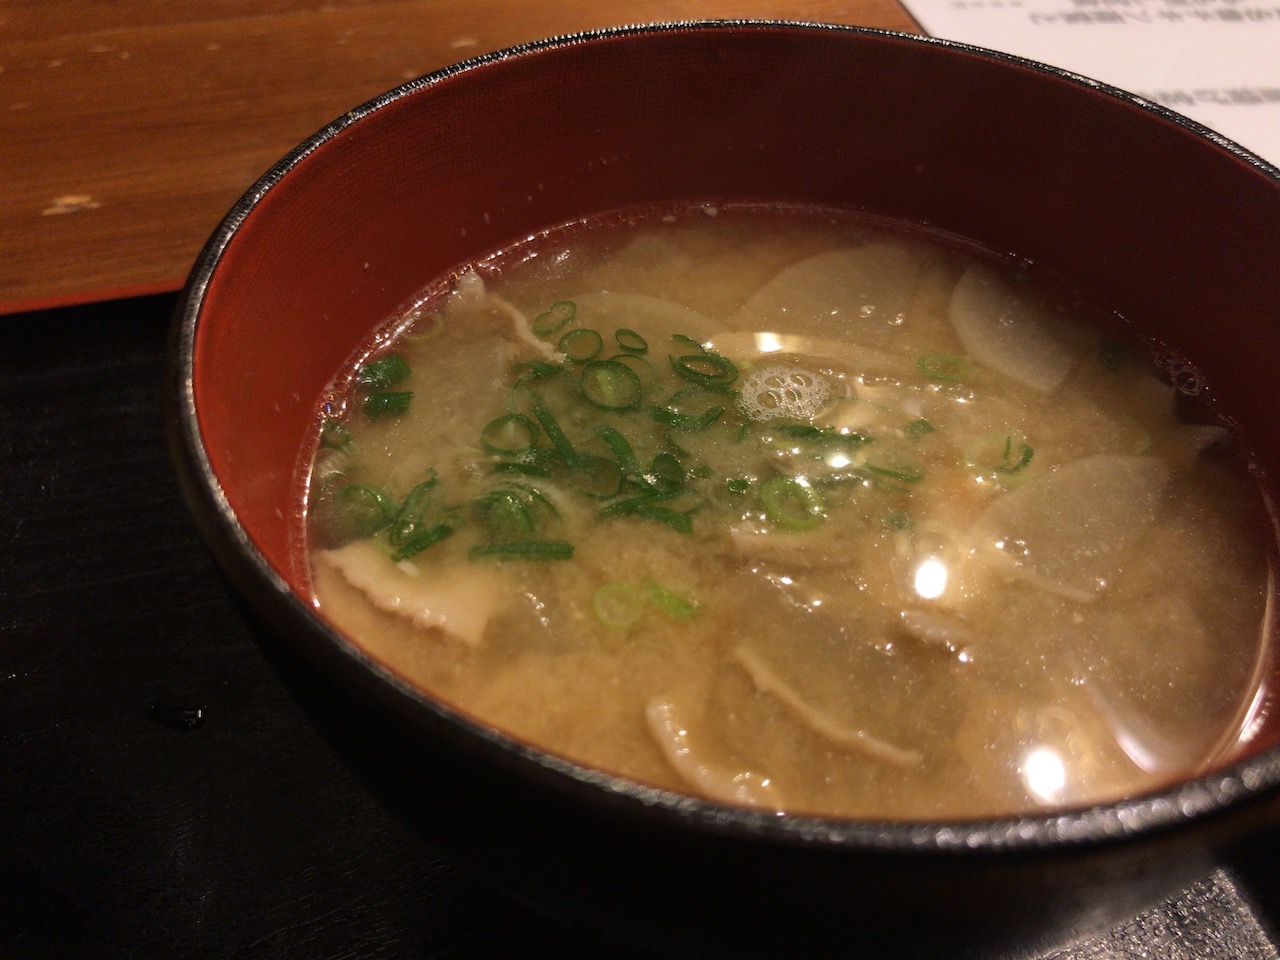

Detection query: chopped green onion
xmin=357 ymin=353 xmax=411 ymax=388
xmin=651 ymin=404 xmax=725 ymax=432
xmin=558 ymin=327 xmax=603 ymax=363
xmin=593 ymin=582 xmax=647 ymax=629
xmin=647 ymin=452 xmax=685 ymax=489
xmin=633 ymin=505 xmax=694 ymax=533
xmin=532 ymin=300 xmax=577 ymax=337
xmin=884 ymin=511 xmax=913 ymax=531
xmin=865 ymin=460 xmax=925 ymax=484
xmin=469 ymin=540 xmax=574 ymax=560
xmin=996 ymin=436 xmax=1035 ymax=474
xmin=902 ymin=418 xmax=936 ymax=440
xmin=580 ymin=359 xmax=643 ymax=410
xmin=916 ymin=353 xmax=971 ymax=384
xmin=516 ymin=359 xmax=563 ymax=380
xmin=760 ymin=476 xmax=825 ymax=531
xmin=474 ymin=481 xmax=561 ymax=538
xmin=597 ymin=489 xmax=693 ymax=531
xmin=332 ymin=484 xmax=395 ymax=538
xmin=599 ymin=490 xmax=680 ymax=518
xmin=725 ymin=476 xmax=752 ymax=496
xmin=481 ymin=413 xmax=539 ymax=455
xmin=779 ymin=424 xmax=871 ymax=447
xmin=530 ymin=403 xmax=578 ymax=464
xmin=502 ymin=481 xmax=560 ymax=517
xmin=597 ymin=426 xmax=642 ymax=479
xmin=474 ymin=488 xmax=536 ymax=537
xmin=646 ymin=580 xmax=699 ymax=621
xmin=319 ymin=419 xmax=352 ymax=449
xmin=490 ymin=446 xmax=560 ymax=476
xmin=670 ymin=353 xmax=738 ymax=389
xmin=363 ymin=390 xmax=413 ymax=419
xmin=570 ymin=454 xmax=624 ymax=498
xmin=388 ymin=472 xmax=444 ymax=545
xmin=390 ymin=523 xmax=454 ymax=562
xmin=615 ymin=329 xmax=648 ymax=354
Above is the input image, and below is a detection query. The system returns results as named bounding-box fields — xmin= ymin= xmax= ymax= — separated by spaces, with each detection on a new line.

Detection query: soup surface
xmin=305 ymin=204 xmax=1274 ymax=819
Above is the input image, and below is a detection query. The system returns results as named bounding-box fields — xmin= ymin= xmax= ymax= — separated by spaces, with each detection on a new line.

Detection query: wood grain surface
xmin=0 ymin=2 xmax=921 ymax=314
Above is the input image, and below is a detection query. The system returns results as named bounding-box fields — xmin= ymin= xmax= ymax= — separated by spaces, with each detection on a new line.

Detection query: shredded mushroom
xmin=733 ymin=646 xmax=922 ymax=768
xmin=644 ymin=699 xmax=784 ymax=810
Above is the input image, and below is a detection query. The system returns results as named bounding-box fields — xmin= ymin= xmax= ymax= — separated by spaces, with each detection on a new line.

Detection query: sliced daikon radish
xmin=947 ymin=263 xmax=1076 ymax=393
xmin=970 ymin=453 xmax=1170 ymax=599
xmin=733 ymin=242 xmax=941 ymax=346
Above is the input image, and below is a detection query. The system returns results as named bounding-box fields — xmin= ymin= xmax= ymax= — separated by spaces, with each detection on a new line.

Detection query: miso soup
xmin=303 ymin=204 xmax=1275 ymax=819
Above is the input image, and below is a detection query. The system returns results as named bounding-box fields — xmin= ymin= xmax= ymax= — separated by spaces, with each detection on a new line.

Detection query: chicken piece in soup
xmin=305 ymin=205 xmax=1275 ymax=819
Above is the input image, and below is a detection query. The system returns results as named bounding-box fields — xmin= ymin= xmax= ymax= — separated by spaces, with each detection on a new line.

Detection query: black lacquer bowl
xmin=169 ymin=21 xmax=1280 ymax=959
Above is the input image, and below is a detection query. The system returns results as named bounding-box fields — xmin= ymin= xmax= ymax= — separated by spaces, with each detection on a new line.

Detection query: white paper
xmin=899 ymin=0 xmax=1280 ymax=167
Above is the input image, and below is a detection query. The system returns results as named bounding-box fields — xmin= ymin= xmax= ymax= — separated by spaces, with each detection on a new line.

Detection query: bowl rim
xmin=170 ymin=18 xmax=1280 ymax=858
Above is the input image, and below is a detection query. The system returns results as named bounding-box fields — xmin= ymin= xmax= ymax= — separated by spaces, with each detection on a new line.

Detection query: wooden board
xmin=0 ymin=2 xmax=921 ymax=314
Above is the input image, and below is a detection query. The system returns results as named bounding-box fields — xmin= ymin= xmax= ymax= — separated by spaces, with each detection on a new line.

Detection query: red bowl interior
xmin=187 ymin=22 xmax=1280 ymax=748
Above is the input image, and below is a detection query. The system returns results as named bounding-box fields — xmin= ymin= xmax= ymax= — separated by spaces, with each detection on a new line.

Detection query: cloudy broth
xmin=304 ymin=204 xmax=1275 ymax=819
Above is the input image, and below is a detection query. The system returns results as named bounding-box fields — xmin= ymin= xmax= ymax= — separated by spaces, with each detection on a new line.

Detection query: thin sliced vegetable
xmin=651 ymin=404 xmax=725 ymax=432
xmin=593 ymin=582 xmax=647 ymax=628
xmin=970 ymin=453 xmax=1169 ymax=597
xmin=947 ymin=263 xmax=1075 ymax=393
xmin=645 ymin=699 xmax=783 ymax=810
xmin=474 ymin=488 xmax=536 ymax=538
xmin=902 ymin=418 xmax=935 ymax=440
xmin=671 ymin=352 xmax=738 ymax=389
xmin=390 ymin=523 xmax=455 ymax=562
xmin=530 ymin=403 xmax=578 ymax=464
xmin=865 ymin=459 xmax=925 ymax=484
xmin=760 ymin=476 xmax=825 ymax=531
xmin=997 ymin=436 xmax=1035 ymax=474
xmin=581 ymin=359 xmax=643 ymax=410
xmin=320 ymin=419 xmax=352 ymax=449
xmin=570 ymin=454 xmax=625 ymax=498
xmin=558 ymin=327 xmax=603 ymax=363
xmin=363 ymin=390 xmax=413 ymax=419
xmin=357 ymin=353 xmax=411 ymax=388
xmin=615 ymin=328 xmax=648 ymax=354
xmin=732 ymin=646 xmax=922 ymax=767
xmin=388 ymin=472 xmax=444 ymax=545
xmin=599 ymin=490 xmax=681 ymax=518
xmin=635 ymin=505 xmax=694 ymax=533
xmin=647 ymin=452 xmax=685 ymax=489
xmin=532 ymin=300 xmax=576 ymax=337
xmin=481 ymin=413 xmax=539 ymax=455
xmin=597 ymin=425 xmax=642 ymax=478
xmin=646 ymin=580 xmax=699 ymax=620
xmin=332 ymin=484 xmax=395 ymax=539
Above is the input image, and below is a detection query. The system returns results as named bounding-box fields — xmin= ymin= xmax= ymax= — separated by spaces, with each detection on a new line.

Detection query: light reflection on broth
xmin=304 ymin=204 xmax=1275 ymax=819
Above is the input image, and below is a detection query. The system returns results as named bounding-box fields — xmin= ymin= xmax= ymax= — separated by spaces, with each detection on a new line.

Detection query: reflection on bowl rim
xmin=170 ymin=19 xmax=1280 ymax=857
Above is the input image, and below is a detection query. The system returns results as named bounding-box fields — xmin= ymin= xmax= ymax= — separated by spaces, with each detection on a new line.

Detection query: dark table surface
xmin=4 ymin=292 xmax=1280 ymax=959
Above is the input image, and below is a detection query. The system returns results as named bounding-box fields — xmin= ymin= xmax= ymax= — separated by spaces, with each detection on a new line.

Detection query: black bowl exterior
xmin=170 ymin=21 xmax=1280 ymax=957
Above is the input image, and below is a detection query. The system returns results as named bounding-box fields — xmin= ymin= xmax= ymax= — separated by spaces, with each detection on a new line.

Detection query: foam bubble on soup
xmin=303 ymin=204 xmax=1275 ymax=820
